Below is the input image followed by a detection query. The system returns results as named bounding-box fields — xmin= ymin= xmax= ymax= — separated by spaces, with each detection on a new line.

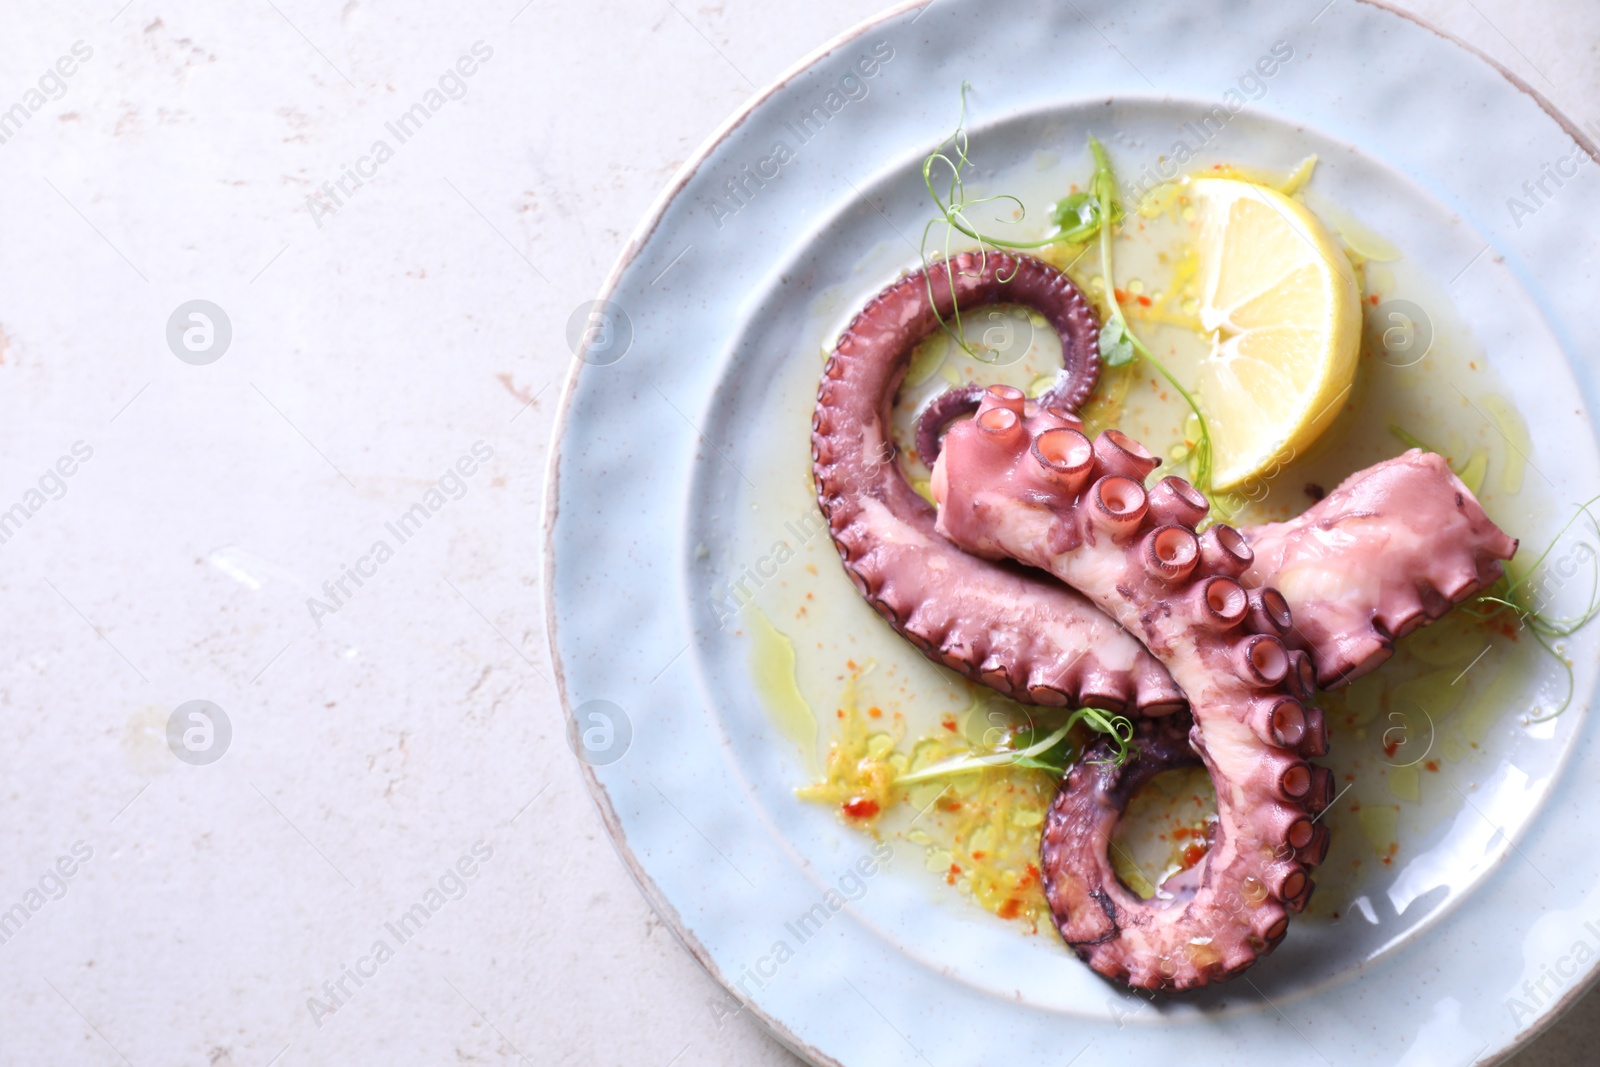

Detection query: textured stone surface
xmin=0 ymin=0 xmax=1593 ymax=1063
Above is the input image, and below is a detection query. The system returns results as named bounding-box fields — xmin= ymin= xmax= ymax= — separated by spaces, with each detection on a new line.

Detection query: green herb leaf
xmin=1098 ymin=318 xmax=1136 ymax=367
xmin=894 ymin=706 xmax=1137 ymax=786
xmin=1050 ymin=190 xmax=1121 ymax=244
xmin=894 ymin=721 xmax=1075 ymax=785
xmin=918 ymin=98 xmax=1217 ymax=496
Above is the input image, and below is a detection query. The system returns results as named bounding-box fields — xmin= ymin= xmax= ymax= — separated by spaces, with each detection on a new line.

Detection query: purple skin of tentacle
xmin=928 ymin=399 xmax=1517 ymax=990
xmin=816 ymin=256 xmax=1519 ymax=723
xmin=915 ymin=381 xmax=986 ymax=468
xmin=811 ymin=251 xmax=1192 ymax=716
xmin=1242 ymin=449 xmax=1519 ymax=689
xmin=815 ymin=253 xmax=1522 ymax=990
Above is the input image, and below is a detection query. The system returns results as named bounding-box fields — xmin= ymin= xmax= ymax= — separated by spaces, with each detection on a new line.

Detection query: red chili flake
xmin=1369 ymin=293 xmax=1381 ymax=305
xmin=867 ymin=706 xmax=882 ymax=719
xmin=1113 ymin=288 xmax=1129 ymax=303
xmin=1136 ymin=295 xmax=1152 ymax=307
xmin=1023 ymin=863 xmax=1041 ymax=884
xmin=836 ymin=709 xmax=844 ymax=719
xmin=841 ymin=797 xmax=879 ymax=819
xmin=998 ymin=898 xmax=1023 ymax=919
xmin=971 ymin=850 xmax=987 ymax=861
xmin=1425 ymin=760 xmax=1440 ymax=772
xmin=1180 ymin=843 xmax=1208 ymax=871
xmin=941 ymin=718 xmax=958 ymax=732
xmin=1383 ymin=738 xmax=1400 ymax=759
xmin=946 ymin=863 xmax=962 ymax=885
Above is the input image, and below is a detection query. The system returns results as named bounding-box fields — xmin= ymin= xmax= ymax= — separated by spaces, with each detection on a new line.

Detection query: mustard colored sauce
xmin=797 ymin=674 xmax=1061 ymax=930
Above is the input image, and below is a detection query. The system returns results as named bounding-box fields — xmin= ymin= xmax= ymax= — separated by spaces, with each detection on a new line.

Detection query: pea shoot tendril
xmin=895 ymin=706 xmax=1137 ymax=787
xmin=918 ymin=83 xmax=1600 ymax=735
xmin=920 ymin=85 xmax=1216 ymax=495
xmin=1467 ymin=493 xmax=1600 ymax=722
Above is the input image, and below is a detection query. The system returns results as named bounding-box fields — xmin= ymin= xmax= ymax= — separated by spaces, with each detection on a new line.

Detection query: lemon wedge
xmin=1189 ymin=178 xmax=1361 ymax=490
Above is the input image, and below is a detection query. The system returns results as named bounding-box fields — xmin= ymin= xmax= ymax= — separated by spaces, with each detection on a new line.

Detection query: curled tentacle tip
xmin=914 ymin=382 xmax=985 ymax=467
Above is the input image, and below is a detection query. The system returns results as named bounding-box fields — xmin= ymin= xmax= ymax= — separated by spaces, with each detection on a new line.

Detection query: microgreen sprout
xmin=1081 ymin=136 xmax=1215 ymax=494
xmin=894 ymin=706 xmax=1136 ymax=786
xmin=920 ymin=83 xmax=1063 ymax=362
xmin=1466 ymin=492 xmax=1600 ymax=721
xmin=919 ymin=87 xmax=1216 ymax=493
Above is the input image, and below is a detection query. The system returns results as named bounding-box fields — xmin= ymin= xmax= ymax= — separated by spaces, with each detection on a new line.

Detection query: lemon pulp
xmin=1189 ymin=177 xmax=1361 ymax=490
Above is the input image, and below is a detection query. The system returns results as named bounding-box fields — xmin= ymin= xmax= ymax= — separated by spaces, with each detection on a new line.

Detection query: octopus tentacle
xmin=812 ymin=252 xmax=1195 ymax=715
xmin=1242 ymin=449 xmax=1519 ymax=689
xmin=816 ymin=261 xmax=1517 ymax=719
xmin=929 ymin=399 xmax=1334 ymax=989
xmin=914 ymin=381 xmax=986 ymax=468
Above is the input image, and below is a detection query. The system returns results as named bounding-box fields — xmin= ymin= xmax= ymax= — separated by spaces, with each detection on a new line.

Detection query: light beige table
xmin=0 ymin=1 xmax=1592 ymax=1063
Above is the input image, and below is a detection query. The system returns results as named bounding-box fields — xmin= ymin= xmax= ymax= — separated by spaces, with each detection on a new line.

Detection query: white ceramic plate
xmin=544 ymin=1 xmax=1600 ymax=1063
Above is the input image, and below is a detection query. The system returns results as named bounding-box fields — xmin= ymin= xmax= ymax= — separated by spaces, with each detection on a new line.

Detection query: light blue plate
xmin=545 ymin=1 xmax=1600 ymax=1063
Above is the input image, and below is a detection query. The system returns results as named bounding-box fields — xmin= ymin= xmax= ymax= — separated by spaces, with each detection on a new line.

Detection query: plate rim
xmin=542 ymin=2 xmax=1600 ymax=1063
